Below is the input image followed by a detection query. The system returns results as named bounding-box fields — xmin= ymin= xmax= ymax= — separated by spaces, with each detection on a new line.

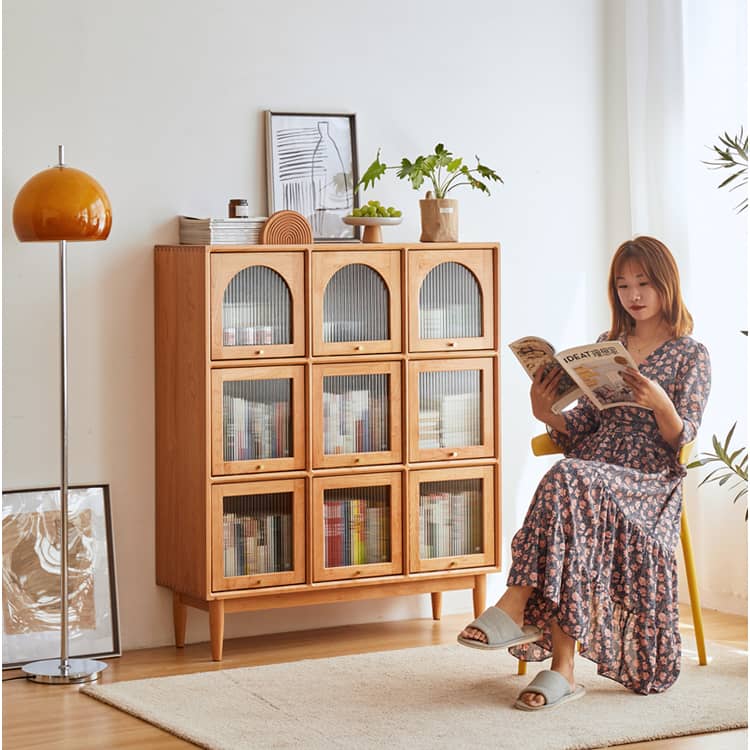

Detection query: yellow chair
xmin=515 ymin=433 xmax=706 ymax=676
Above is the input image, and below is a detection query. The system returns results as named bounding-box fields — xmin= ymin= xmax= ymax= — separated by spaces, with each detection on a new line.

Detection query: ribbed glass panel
xmin=418 ymin=370 xmax=481 ymax=448
xmin=222 ymin=266 xmax=291 ymax=347
xmin=323 ymin=263 xmax=389 ymax=342
xmin=323 ymin=485 xmax=391 ymax=567
xmin=419 ymin=262 xmax=481 ymax=339
xmin=222 ymin=379 xmax=292 ymax=460
xmin=222 ymin=492 xmax=293 ymax=576
xmin=322 ymin=373 xmax=389 ymax=455
xmin=418 ymin=479 xmax=483 ymax=559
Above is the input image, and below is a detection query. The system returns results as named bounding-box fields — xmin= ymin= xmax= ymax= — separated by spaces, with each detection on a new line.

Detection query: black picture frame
xmin=2 ymin=484 xmax=120 ymax=669
xmin=265 ymin=111 xmax=360 ymax=242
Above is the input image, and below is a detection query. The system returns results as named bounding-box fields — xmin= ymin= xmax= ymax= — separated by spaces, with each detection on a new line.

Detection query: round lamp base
xmin=22 ymin=658 xmax=108 ymax=684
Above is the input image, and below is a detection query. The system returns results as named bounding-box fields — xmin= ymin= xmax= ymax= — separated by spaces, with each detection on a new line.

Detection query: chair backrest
xmin=531 ymin=432 xmax=695 ymax=465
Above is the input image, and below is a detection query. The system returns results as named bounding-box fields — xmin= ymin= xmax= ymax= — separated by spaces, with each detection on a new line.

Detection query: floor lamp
xmin=12 ymin=146 xmax=112 ymax=684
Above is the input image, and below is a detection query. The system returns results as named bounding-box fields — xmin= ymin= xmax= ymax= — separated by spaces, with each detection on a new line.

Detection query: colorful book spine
xmin=341 ymin=499 xmax=351 ymax=566
xmin=351 ymin=499 xmax=365 ymax=564
xmin=326 ymin=500 xmax=344 ymax=567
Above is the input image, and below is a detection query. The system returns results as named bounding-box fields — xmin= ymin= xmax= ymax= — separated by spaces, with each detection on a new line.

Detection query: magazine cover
xmin=509 ymin=337 xmax=646 ymax=412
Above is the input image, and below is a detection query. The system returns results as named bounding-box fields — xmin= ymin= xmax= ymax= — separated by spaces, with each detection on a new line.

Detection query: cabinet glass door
xmin=211 ymin=365 xmax=305 ymax=475
xmin=211 ymin=479 xmax=305 ymax=591
xmin=408 ymin=466 xmax=496 ymax=572
xmin=407 ymin=249 xmax=495 ymax=352
xmin=211 ymin=252 xmax=305 ymax=360
xmin=312 ymin=472 xmax=402 ymax=581
xmin=408 ymin=358 xmax=495 ymax=462
xmin=312 ymin=250 xmax=401 ymax=355
xmin=312 ymin=362 xmax=402 ymax=468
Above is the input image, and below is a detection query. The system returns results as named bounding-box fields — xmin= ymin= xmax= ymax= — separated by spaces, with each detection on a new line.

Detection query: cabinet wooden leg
xmin=430 ymin=592 xmax=442 ymax=620
xmin=173 ymin=591 xmax=187 ymax=648
xmin=209 ymin=599 xmax=225 ymax=661
xmin=472 ymin=575 xmax=487 ymax=617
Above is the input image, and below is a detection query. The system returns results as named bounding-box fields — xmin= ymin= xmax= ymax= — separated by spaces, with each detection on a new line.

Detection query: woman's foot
xmin=518 ymin=664 xmax=575 ymax=708
xmin=519 ymin=625 xmax=577 ymax=708
xmin=458 ymin=607 xmax=525 ymax=645
xmin=458 ymin=587 xmax=532 ymax=645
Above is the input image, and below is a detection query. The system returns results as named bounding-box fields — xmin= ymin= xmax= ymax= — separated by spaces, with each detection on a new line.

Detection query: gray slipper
xmin=514 ymin=669 xmax=585 ymax=711
xmin=457 ymin=606 xmax=541 ymax=650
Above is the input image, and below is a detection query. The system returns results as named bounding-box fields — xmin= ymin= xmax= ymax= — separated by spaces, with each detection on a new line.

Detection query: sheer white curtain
xmin=624 ymin=0 xmax=689 ymax=251
xmin=616 ymin=0 xmax=747 ymax=613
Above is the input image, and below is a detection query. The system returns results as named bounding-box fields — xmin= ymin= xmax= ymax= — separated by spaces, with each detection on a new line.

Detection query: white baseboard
xmin=680 ymin=590 xmax=748 ymax=617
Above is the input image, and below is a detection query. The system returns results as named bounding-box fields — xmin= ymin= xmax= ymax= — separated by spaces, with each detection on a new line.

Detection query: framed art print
xmin=265 ymin=111 xmax=360 ymax=242
xmin=2 ymin=484 xmax=120 ymax=669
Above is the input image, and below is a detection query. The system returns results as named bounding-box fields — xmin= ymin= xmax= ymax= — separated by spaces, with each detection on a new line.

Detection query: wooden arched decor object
xmin=260 ymin=210 xmax=313 ymax=245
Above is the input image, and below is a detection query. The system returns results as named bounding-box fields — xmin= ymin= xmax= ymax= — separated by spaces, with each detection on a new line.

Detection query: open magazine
xmin=508 ymin=336 xmax=648 ymax=414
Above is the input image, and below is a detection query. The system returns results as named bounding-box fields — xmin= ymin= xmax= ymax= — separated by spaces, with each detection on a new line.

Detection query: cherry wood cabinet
xmin=155 ymin=241 xmax=501 ymax=660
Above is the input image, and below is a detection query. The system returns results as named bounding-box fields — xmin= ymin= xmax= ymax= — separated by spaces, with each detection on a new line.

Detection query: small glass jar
xmin=228 ymin=199 xmax=249 ymax=218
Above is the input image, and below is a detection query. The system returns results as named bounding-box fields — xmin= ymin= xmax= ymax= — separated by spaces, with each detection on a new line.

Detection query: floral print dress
xmin=507 ymin=335 xmax=711 ymax=694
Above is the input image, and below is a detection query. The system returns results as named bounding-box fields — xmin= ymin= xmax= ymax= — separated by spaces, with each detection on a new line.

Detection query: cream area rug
xmin=82 ymin=642 xmax=747 ymax=750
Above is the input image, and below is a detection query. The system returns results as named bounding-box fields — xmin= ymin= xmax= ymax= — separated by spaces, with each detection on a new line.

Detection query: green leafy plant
xmin=690 ymin=131 xmax=748 ymax=520
xmin=358 ymin=143 xmax=503 ymax=199
xmin=703 ymin=128 xmax=747 ymax=213
xmin=687 ymin=422 xmax=748 ymax=520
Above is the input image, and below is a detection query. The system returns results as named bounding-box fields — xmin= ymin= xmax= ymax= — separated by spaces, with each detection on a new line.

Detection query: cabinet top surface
xmin=155 ymin=242 xmax=500 ymax=253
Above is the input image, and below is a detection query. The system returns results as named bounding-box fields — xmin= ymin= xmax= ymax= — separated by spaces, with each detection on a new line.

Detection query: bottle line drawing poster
xmin=265 ymin=111 xmax=360 ymax=242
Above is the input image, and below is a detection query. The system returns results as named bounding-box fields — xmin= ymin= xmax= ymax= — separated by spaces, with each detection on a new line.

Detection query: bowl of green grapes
xmin=342 ymin=200 xmax=402 ymax=243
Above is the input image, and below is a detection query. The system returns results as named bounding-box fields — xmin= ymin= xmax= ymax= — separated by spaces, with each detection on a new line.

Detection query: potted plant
xmin=357 ymin=143 xmax=502 ymax=242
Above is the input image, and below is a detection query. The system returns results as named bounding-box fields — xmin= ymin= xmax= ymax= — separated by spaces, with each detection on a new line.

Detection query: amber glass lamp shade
xmin=13 ymin=165 xmax=112 ymax=242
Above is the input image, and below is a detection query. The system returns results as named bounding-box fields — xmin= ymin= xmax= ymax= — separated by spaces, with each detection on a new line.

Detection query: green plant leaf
xmin=717 ymin=171 xmax=745 ymax=189
xmin=421 ymin=154 xmax=439 ymax=173
xmin=458 ymin=166 xmax=490 ymax=194
xmin=728 ymin=447 xmax=745 ymax=464
xmin=697 ymin=466 xmax=728 ymax=486
xmin=358 ymin=150 xmax=388 ymax=191
xmin=396 ymin=157 xmax=426 ymax=191
xmin=723 ymin=422 xmax=737 ymax=453
xmin=447 ymin=158 xmax=462 ymax=173
xmin=475 ymin=159 xmax=504 ymax=183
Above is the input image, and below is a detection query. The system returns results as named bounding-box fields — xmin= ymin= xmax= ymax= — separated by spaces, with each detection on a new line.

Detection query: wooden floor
xmin=2 ymin=604 xmax=746 ymax=749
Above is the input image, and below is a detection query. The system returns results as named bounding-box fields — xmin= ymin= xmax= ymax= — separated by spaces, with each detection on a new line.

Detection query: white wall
xmin=4 ymin=0 xmax=739 ymax=656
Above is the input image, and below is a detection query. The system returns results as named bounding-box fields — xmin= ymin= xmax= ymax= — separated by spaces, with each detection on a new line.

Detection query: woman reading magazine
xmin=458 ymin=236 xmax=711 ymax=709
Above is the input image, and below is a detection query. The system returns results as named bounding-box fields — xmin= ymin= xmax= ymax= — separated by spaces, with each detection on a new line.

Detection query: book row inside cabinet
xmin=154 ymin=241 xmax=501 ymax=660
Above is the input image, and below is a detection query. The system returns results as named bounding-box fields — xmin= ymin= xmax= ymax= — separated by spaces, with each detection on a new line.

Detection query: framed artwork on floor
xmin=265 ymin=111 xmax=360 ymax=242
xmin=2 ymin=484 xmax=120 ymax=669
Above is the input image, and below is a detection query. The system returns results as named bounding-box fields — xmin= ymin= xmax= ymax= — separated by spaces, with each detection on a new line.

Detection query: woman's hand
xmin=619 ymin=367 xmax=672 ymax=412
xmin=530 ymin=364 xmax=568 ymax=433
xmin=620 ymin=367 xmax=684 ymax=447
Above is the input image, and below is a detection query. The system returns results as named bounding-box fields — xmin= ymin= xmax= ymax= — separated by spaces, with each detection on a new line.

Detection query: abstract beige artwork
xmin=2 ymin=485 xmax=118 ymax=668
xmin=2 ymin=509 xmax=96 ymax=635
